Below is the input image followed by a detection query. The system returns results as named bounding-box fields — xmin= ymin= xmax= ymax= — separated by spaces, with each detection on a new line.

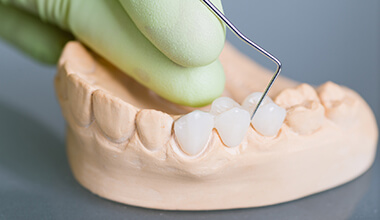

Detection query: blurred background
xmin=0 ymin=1 xmax=379 ymax=219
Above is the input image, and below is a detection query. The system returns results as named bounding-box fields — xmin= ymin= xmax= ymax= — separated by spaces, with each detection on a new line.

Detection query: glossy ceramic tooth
xmin=210 ymin=97 xmax=240 ymax=115
xmin=252 ymin=103 xmax=286 ymax=136
xmin=174 ymin=110 xmax=214 ymax=156
xmin=242 ymin=92 xmax=273 ymax=114
xmin=215 ymin=107 xmax=251 ymax=147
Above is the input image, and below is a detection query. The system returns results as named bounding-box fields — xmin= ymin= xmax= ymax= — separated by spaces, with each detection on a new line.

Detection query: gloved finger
xmin=119 ymin=0 xmax=225 ymax=67
xmin=0 ymin=3 xmax=73 ymax=64
xmin=68 ymin=0 xmax=225 ymax=107
xmin=0 ymin=0 xmax=71 ymax=30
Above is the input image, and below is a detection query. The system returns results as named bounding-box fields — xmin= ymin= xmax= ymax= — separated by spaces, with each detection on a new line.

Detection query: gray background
xmin=0 ymin=1 xmax=379 ymax=219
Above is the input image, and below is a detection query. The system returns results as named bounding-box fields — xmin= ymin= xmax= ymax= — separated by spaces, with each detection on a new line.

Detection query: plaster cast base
xmin=56 ymin=41 xmax=378 ymax=210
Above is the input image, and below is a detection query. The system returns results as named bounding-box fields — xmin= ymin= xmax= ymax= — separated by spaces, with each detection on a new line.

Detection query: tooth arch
xmin=55 ymin=42 xmax=379 ymax=211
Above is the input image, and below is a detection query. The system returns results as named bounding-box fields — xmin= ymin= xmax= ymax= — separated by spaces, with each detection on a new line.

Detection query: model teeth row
xmin=174 ymin=93 xmax=286 ymax=155
xmin=57 ymin=65 xmax=358 ymax=157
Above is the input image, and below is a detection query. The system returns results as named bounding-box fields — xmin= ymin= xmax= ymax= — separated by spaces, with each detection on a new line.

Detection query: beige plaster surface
xmin=55 ymin=41 xmax=378 ymax=210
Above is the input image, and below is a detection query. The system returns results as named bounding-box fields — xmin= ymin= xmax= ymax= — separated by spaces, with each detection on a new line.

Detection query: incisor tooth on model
xmin=174 ymin=110 xmax=214 ymax=156
xmin=210 ymin=97 xmax=240 ymax=115
xmin=275 ymin=84 xmax=324 ymax=134
xmin=67 ymin=74 xmax=95 ymax=127
xmin=93 ymin=90 xmax=137 ymax=141
xmin=318 ymin=82 xmax=359 ymax=126
xmin=136 ymin=109 xmax=173 ymax=151
xmin=252 ymin=103 xmax=286 ymax=136
xmin=242 ymin=92 xmax=273 ymax=114
xmin=214 ymin=107 xmax=251 ymax=147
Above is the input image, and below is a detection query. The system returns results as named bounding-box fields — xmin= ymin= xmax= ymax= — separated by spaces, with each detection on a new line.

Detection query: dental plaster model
xmin=55 ymin=41 xmax=378 ymax=210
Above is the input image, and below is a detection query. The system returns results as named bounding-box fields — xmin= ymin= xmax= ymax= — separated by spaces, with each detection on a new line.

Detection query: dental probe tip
xmin=201 ymin=0 xmax=282 ymax=120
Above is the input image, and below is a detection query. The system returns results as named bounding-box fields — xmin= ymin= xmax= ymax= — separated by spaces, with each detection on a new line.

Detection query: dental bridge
xmin=174 ymin=0 xmax=285 ymax=153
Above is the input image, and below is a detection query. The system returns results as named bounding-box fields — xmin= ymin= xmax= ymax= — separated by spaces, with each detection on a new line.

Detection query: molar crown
xmin=214 ymin=107 xmax=251 ymax=148
xmin=174 ymin=93 xmax=287 ymax=154
xmin=252 ymin=102 xmax=286 ymax=137
xmin=211 ymin=97 xmax=251 ymax=148
xmin=210 ymin=97 xmax=240 ymax=115
xmin=243 ymin=92 xmax=286 ymax=137
xmin=242 ymin=92 xmax=273 ymax=115
xmin=174 ymin=97 xmax=251 ymax=154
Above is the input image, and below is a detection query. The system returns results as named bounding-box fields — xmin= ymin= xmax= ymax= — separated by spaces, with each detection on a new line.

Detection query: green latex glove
xmin=0 ymin=0 xmax=226 ymax=107
xmin=0 ymin=4 xmax=74 ymax=64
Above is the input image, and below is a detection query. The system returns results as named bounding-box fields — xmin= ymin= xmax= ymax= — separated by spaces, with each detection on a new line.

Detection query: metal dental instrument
xmin=202 ymin=0 xmax=282 ymax=120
